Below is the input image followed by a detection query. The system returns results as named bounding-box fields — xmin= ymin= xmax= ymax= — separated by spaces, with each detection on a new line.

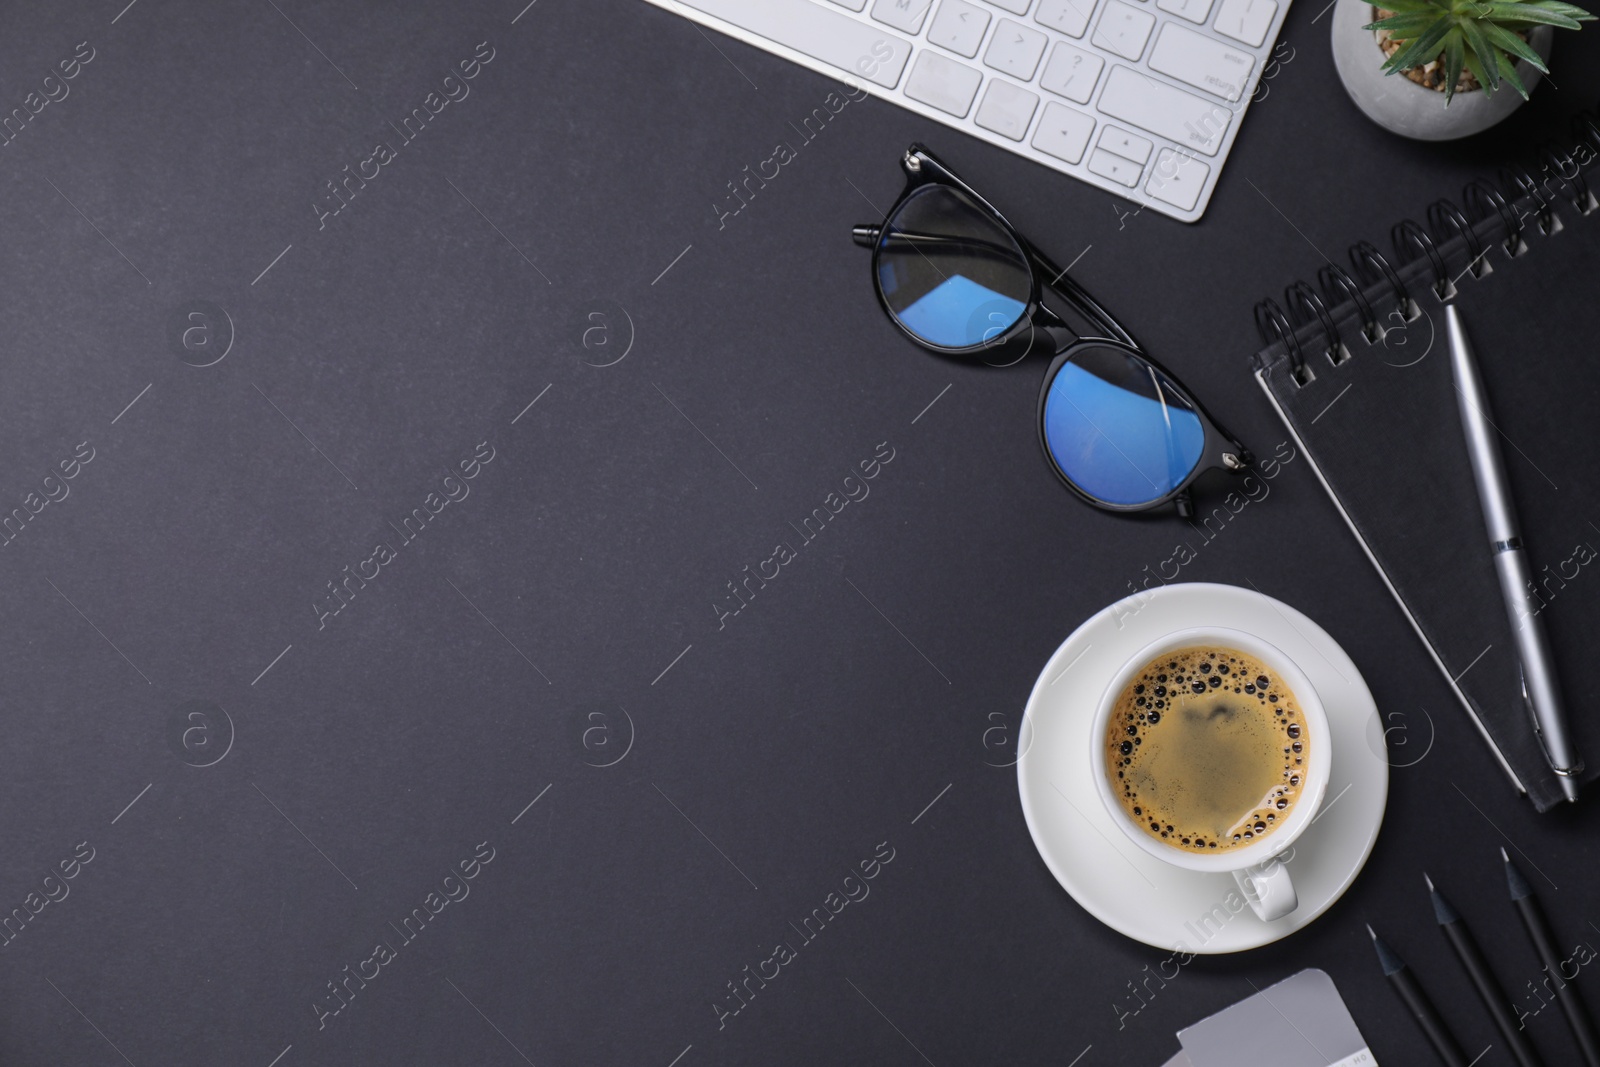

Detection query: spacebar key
xmin=673 ymin=0 xmax=913 ymax=88
xmin=1096 ymin=66 xmax=1232 ymax=156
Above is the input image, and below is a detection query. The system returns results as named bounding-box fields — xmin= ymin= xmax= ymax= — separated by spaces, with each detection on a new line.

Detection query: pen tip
xmin=1366 ymin=923 xmax=1377 ymax=939
xmin=1423 ymin=872 xmax=1434 ymax=891
xmin=1500 ymin=846 xmax=1510 ymax=862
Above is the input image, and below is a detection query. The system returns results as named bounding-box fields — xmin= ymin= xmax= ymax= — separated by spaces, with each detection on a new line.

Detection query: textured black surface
xmin=1255 ymin=204 xmax=1600 ymax=812
xmin=2 ymin=2 xmax=1599 ymax=1065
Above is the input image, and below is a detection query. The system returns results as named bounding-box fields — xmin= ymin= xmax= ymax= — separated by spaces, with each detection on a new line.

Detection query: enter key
xmin=1147 ymin=23 xmax=1254 ymax=102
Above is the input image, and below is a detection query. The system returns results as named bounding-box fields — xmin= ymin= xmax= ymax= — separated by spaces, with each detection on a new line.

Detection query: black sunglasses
xmin=853 ymin=145 xmax=1251 ymax=518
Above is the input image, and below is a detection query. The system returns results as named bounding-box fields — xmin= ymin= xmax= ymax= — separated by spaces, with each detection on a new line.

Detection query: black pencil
xmin=1426 ymin=873 xmax=1544 ymax=1067
xmin=1369 ymin=923 xmax=1470 ymax=1067
xmin=1503 ymin=849 xmax=1600 ymax=1067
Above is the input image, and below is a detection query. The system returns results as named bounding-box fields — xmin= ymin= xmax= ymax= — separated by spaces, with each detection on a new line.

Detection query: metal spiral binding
xmin=1539 ymin=140 xmax=1595 ymax=215
xmin=1351 ymin=240 xmax=1415 ymax=321
xmin=1253 ymin=296 xmax=1307 ymax=384
xmin=1464 ymin=179 xmax=1524 ymax=257
xmin=1428 ymin=198 xmax=1487 ymax=278
xmin=1285 ymin=280 xmax=1346 ymax=366
xmin=1317 ymin=262 xmax=1379 ymax=344
xmin=1502 ymin=165 xmax=1556 ymax=234
xmin=1392 ymin=218 xmax=1451 ymax=300
xmin=1255 ymin=107 xmax=1600 ymax=386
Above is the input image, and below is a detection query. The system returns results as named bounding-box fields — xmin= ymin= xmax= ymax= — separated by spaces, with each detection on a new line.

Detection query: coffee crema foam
xmin=1104 ymin=646 xmax=1309 ymax=854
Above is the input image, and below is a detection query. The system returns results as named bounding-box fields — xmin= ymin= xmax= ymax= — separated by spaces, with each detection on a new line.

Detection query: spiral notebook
xmin=1249 ymin=116 xmax=1600 ymax=812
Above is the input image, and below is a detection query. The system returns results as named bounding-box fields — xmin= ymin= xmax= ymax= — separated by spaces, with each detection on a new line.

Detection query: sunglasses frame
xmin=853 ymin=144 xmax=1251 ymax=517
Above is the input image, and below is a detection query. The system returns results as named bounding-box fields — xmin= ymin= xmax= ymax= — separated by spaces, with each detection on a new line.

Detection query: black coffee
xmin=1104 ymin=646 xmax=1309 ymax=854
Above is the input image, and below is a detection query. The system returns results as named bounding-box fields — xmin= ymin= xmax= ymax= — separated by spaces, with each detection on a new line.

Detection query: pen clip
xmin=1520 ymin=666 xmax=1549 ymax=746
xmin=1521 ymin=666 xmax=1587 ymax=783
xmin=1516 ymin=665 xmax=1562 ymax=769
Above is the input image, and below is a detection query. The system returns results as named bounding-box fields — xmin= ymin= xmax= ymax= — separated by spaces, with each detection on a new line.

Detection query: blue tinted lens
xmin=877 ymin=185 xmax=1032 ymax=349
xmin=1042 ymin=345 xmax=1206 ymax=506
xmin=891 ymin=275 xmax=1028 ymax=349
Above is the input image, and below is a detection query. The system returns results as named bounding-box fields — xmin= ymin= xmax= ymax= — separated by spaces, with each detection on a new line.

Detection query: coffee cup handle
xmin=1233 ymin=860 xmax=1297 ymax=922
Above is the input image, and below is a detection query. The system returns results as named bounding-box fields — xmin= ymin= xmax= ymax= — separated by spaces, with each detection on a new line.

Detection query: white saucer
xmin=1016 ymin=582 xmax=1388 ymax=953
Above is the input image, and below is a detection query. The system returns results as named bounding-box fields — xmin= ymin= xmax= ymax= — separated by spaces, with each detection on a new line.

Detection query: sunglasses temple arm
xmin=855 ymin=226 xmax=1027 ymax=264
xmin=1025 ymin=242 xmax=1137 ymax=350
xmin=855 ymin=222 xmax=1137 ymax=350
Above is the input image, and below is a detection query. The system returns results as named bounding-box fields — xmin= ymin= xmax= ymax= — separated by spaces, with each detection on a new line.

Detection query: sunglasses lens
xmin=1042 ymin=343 xmax=1206 ymax=506
xmin=876 ymin=186 xmax=1031 ymax=349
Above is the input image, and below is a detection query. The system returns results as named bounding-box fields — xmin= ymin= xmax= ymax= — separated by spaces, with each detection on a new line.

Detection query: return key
xmin=1147 ymin=23 xmax=1255 ymax=102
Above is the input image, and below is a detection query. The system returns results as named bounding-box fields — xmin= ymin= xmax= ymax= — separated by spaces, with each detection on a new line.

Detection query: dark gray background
xmin=1 ymin=1 xmax=1597 ymax=1064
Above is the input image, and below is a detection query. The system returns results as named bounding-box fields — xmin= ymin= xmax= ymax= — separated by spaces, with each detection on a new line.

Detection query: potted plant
xmin=1331 ymin=0 xmax=1593 ymax=140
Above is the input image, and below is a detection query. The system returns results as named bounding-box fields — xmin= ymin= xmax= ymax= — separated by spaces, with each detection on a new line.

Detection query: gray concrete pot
xmin=1331 ymin=0 xmax=1553 ymax=140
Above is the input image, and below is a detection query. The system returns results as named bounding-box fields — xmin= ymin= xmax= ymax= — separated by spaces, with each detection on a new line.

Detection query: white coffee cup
xmin=1088 ymin=627 xmax=1332 ymax=922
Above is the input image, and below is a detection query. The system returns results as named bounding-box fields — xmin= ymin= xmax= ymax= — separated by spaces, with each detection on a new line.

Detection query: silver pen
xmin=1447 ymin=304 xmax=1583 ymax=803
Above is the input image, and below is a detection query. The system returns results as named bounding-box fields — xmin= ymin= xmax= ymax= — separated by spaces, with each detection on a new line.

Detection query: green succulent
xmin=1365 ymin=0 xmax=1595 ymax=103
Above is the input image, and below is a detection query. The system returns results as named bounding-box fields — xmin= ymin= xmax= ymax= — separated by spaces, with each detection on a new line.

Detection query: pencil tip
xmin=1428 ymin=878 xmax=1461 ymax=925
xmin=1503 ymin=852 xmax=1534 ymax=901
xmin=1423 ymin=871 xmax=1434 ymax=890
xmin=1368 ymin=925 xmax=1405 ymax=975
xmin=1501 ymin=846 xmax=1510 ymax=862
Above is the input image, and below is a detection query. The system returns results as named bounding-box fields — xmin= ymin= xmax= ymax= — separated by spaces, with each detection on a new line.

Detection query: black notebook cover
xmin=1249 ymin=151 xmax=1600 ymax=812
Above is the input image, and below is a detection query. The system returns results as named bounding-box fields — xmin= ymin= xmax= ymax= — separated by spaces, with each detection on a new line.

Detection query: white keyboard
xmin=641 ymin=0 xmax=1291 ymax=222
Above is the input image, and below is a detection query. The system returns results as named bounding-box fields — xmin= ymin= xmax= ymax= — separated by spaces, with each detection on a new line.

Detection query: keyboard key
xmin=872 ymin=0 xmax=936 ymax=33
xmin=984 ymin=19 xmax=1048 ymax=78
xmin=975 ymin=79 xmax=1040 ymax=139
xmin=1096 ymin=64 xmax=1232 ymax=154
xmin=656 ymin=0 xmax=1282 ymax=222
xmin=1039 ymin=41 xmax=1103 ymax=102
xmin=1087 ymin=148 xmax=1142 ymax=186
xmin=1034 ymin=0 xmax=1096 ymax=37
xmin=1148 ymin=22 xmax=1254 ymax=100
xmin=1156 ymin=0 xmax=1214 ymax=21
xmin=675 ymin=0 xmax=913 ymax=87
xmin=929 ymin=0 xmax=992 ymax=55
xmin=1032 ymin=101 xmax=1096 ymax=162
xmin=1098 ymin=125 xmax=1152 ymax=163
xmin=1214 ymin=0 xmax=1277 ymax=46
xmin=1091 ymin=1 xmax=1155 ymax=60
xmin=1145 ymin=148 xmax=1210 ymax=210
xmin=904 ymin=50 xmax=985 ymax=116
